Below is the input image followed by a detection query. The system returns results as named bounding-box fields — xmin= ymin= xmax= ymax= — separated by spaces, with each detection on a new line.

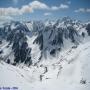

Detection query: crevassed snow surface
xmin=0 ymin=40 xmax=90 ymax=90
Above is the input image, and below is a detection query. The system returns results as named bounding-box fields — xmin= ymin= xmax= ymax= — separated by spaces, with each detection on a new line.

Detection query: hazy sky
xmin=0 ymin=0 xmax=90 ymax=21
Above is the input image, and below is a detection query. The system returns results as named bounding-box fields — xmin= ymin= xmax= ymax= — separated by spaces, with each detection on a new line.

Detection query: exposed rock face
xmin=0 ymin=21 xmax=32 ymax=66
xmin=0 ymin=17 xmax=90 ymax=65
xmin=86 ymin=24 xmax=90 ymax=35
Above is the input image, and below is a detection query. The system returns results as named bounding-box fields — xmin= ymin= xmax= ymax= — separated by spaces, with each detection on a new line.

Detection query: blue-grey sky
xmin=0 ymin=0 xmax=90 ymax=21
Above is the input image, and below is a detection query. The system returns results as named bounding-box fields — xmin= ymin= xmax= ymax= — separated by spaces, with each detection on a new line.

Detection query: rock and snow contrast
xmin=0 ymin=17 xmax=90 ymax=90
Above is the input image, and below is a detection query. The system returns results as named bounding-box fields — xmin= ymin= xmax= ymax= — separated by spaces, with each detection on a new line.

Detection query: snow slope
xmin=0 ymin=40 xmax=90 ymax=90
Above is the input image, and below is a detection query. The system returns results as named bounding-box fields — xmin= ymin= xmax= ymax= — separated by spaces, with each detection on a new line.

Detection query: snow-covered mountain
xmin=0 ymin=17 xmax=90 ymax=90
xmin=0 ymin=36 xmax=90 ymax=90
xmin=0 ymin=17 xmax=89 ymax=65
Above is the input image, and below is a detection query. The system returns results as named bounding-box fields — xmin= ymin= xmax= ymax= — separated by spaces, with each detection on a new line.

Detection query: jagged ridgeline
xmin=0 ymin=17 xmax=90 ymax=66
xmin=0 ymin=21 xmax=32 ymax=66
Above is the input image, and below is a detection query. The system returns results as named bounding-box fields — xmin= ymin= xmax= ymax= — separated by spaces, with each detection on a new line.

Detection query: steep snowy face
xmin=0 ymin=17 xmax=90 ymax=66
xmin=32 ymin=17 xmax=84 ymax=60
xmin=0 ymin=21 xmax=32 ymax=66
xmin=86 ymin=23 xmax=90 ymax=36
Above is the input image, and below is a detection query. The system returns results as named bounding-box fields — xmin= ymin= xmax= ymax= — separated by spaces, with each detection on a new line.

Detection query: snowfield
xmin=0 ymin=40 xmax=90 ymax=90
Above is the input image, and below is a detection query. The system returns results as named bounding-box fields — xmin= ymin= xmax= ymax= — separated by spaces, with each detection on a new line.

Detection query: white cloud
xmin=51 ymin=6 xmax=59 ymax=10
xmin=0 ymin=16 xmax=13 ymax=21
xmin=0 ymin=16 xmax=13 ymax=25
xmin=75 ymin=8 xmax=90 ymax=13
xmin=0 ymin=1 xmax=49 ymax=16
xmin=0 ymin=7 xmax=21 ymax=16
xmin=86 ymin=9 xmax=90 ymax=12
xmin=0 ymin=1 xmax=69 ymax=16
xmin=44 ymin=12 xmax=52 ymax=16
xmin=21 ymin=5 xmax=33 ymax=13
xmin=51 ymin=4 xmax=69 ymax=11
xmin=75 ymin=8 xmax=85 ymax=13
xmin=29 ymin=1 xmax=49 ymax=10
xmin=59 ymin=4 xmax=69 ymax=9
